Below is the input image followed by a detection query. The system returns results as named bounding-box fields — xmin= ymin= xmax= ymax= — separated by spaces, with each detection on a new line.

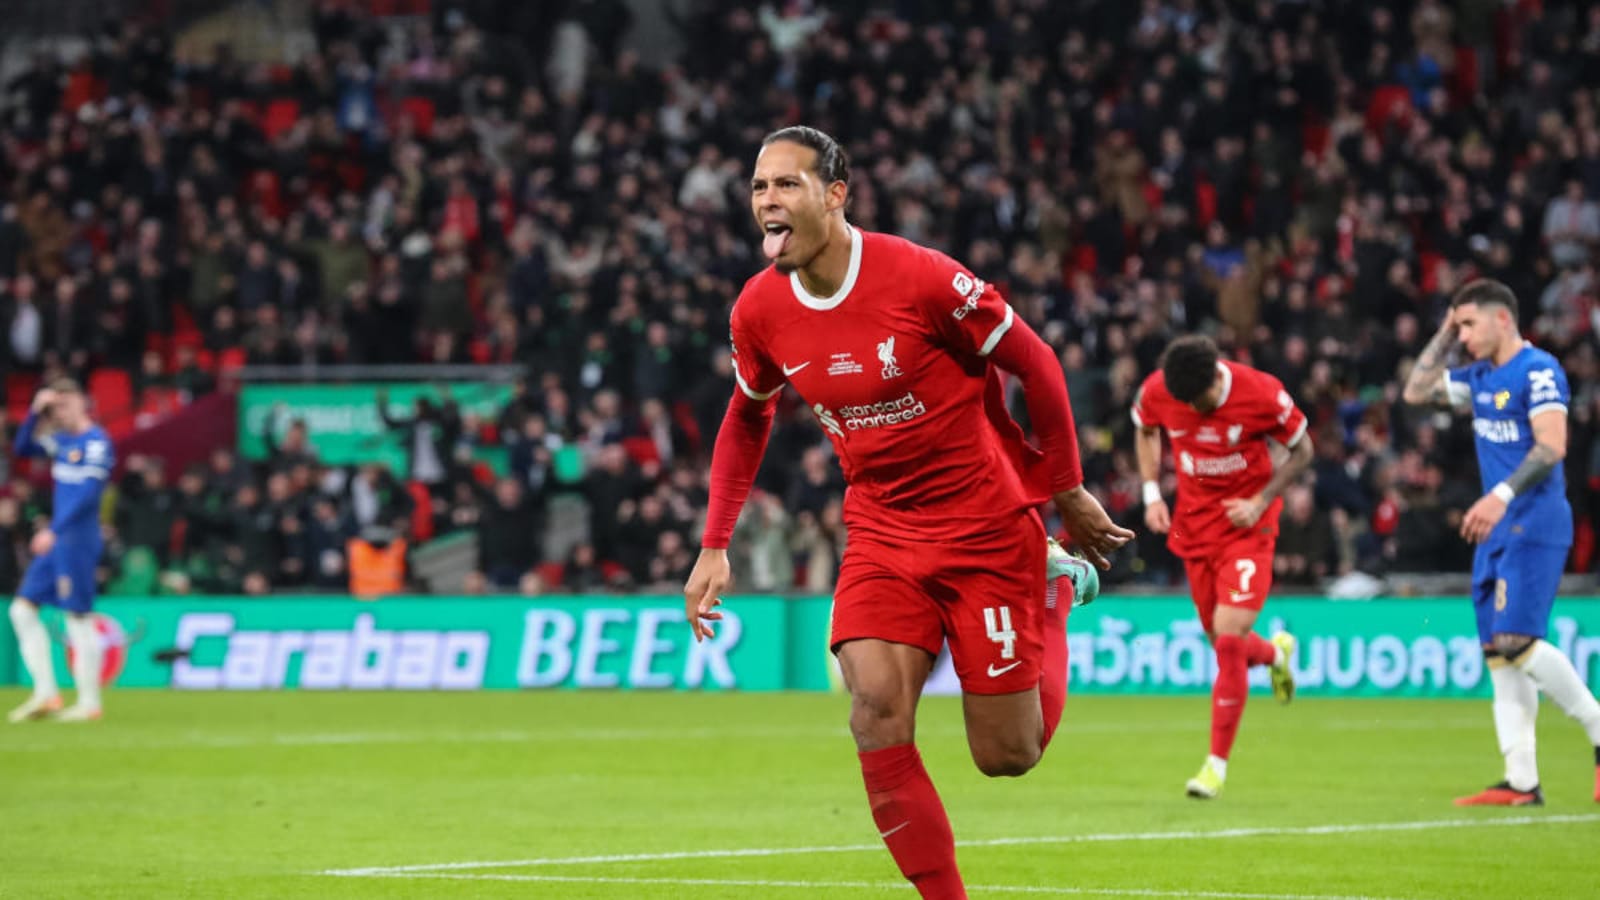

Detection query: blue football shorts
xmin=1470 ymin=541 xmax=1568 ymax=645
xmin=17 ymin=543 xmax=100 ymax=614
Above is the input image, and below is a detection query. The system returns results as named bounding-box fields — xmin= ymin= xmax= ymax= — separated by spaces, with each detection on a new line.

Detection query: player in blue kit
xmin=8 ymin=380 xmax=115 ymax=723
xmin=1403 ymin=279 xmax=1600 ymax=805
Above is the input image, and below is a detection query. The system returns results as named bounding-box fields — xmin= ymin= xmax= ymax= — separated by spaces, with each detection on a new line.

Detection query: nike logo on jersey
xmin=1229 ymin=592 xmax=1256 ymax=604
xmin=782 ymin=362 xmax=810 ymax=376
xmin=1169 ymin=429 xmax=1188 ymax=437
xmin=987 ymin=661 xmax=1023 ymax=678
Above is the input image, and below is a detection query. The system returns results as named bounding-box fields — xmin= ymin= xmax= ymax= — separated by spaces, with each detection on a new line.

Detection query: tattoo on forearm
xmin=1261 ymin=439 xmax=1313 ymax=502
xmin=1504 ymin=443 xmax=1560 ymax=495
xmin=1403 ymin=327 xmax=1459 ymax=407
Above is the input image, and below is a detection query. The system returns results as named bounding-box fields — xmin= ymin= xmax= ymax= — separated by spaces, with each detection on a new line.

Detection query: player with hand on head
xmin=1133 ymin=335 xmax=1310 ymax=799
xmin=684 ymin=126 xmax=1130 ymax=899
xmin=1402 ymin=278 xmax=1600 ymax=806
xmin=8 ymin=379 xmax=116 ymax=723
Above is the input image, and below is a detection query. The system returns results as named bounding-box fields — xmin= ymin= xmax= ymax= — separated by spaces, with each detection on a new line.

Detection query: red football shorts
xmin=830 ymin=509 xmax=1046 ymax=695
xmin=1183 ymin=532 xmax=1276 ymax=635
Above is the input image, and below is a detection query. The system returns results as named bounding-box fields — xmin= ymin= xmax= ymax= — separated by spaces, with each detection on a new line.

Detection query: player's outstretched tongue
xmin=763 ymin=226 xmax=792 ymax=260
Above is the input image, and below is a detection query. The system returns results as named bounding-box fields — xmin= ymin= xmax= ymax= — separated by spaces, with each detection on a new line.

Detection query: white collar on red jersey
xmin=789 ymin=225 xmax=861 ymax=311
xmin=1214 ymin=361 xmax=1233 ymax=408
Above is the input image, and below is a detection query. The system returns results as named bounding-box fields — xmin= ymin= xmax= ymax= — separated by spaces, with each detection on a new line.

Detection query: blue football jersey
xmin=1447 ymin=344 xmax=1571 ymax=548
xmin=13 ymin=413 xmax=114 ymax=538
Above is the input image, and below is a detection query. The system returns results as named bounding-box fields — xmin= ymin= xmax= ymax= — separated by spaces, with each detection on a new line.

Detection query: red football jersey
xmin=730 ymin=227 xmax=1047 ymax=540
xmin=1131 ymin=361 xmax=1309 ymax=558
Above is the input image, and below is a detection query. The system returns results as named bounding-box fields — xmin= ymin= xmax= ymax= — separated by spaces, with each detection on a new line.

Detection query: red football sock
xmin=1243 ymin=632 xmax=1277 ymax=667
xmin=1039 ymin=573 xmax=1071 ymax=750
xmin=859 ymin=744 xmax=966 ymax=899
xmin=1210 ymin=634 xmax=1249 ymax=760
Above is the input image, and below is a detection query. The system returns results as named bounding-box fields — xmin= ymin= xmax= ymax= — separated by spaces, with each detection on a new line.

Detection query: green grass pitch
xmin=2 ymin=690 xmax=1596 ymax=898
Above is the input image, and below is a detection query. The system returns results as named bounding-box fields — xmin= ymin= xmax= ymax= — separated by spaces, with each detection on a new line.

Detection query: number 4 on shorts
xmin=984 ymin=606 xmax=1017 ymax=660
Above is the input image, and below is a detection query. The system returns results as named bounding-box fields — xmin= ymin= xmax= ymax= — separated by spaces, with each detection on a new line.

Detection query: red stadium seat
xmin=1451 ymin=46 xmax=1479 ymax=105
xmin=1142 ymin=180 xmax=1163 ymax=213
xmin=406 ymin=481 xmax=435 ymax=543
xmin=1366 ymin=85 xmax=1413 ymax=135
xmin=1574 ymin=518 xmax=1593 ymax=573
xmin=137 ymin=387 xmax=182 ymax=420
xmin=218 ymin=348 xmax=248 ymax=382
xmin=263 ymin=99 xmax=302 ymax=142
xmin=536 ymin=561 xmax=565 ymax=587
xmin=1419 ymin=252 xmax=1444 ymax=294
xmin=622 ymin=436 xmax=660 ymax=466
xmin=171 ymin=304 xmax=199 ymax=336
xmin=1195 ymin=180 xmax=1217 ymax=228
xmin=1069 ymin=244 xmax=1098 ymax=278
xmin=6 ymin=373 xmax=39 ymax=423
xmin=672 ymin=401 xmax=702 ymax=455
xmin=62 ymin=70 xmax=103 ymax=114
xmin=89 ymin=369 xmax=134 ymax=420
xmin=399 ymin=96 xmax=436 ymax=137
xmin=1301 ymin=120 xmax=1331 ymax=161
xmin=169 ymin=518 xmax=188 ymax=559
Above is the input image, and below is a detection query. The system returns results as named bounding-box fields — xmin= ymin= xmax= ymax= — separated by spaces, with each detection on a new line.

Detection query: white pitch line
xmin=320 ymin=813 xmax=1600 ymax=877
xmin=0 ymin=717 xmax=1482 ymax=754
xmin=0 ymin=724 xmax=857 ymax=753
xmin=360 ymin=872 xmax=1403 ymax=900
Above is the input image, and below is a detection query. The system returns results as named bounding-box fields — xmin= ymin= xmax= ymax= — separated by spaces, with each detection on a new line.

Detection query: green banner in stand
xmin=236 ymin=383 xmax=514 ymax=471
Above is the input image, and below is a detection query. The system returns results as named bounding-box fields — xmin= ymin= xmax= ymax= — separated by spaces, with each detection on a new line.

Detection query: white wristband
xmin=1491 ymin=482 xmax=1515 ymax=504
xmin=1143 ymin=481 xmax=1163 ymax=505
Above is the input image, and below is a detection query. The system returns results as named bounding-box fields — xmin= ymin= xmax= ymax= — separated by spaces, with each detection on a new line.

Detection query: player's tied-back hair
xmin=1450 ymin=278 xmax=1519 ymax=318
xmin=1161 ymin=335 xmax=1221 ymax=404
xmin=762 ymin=126 xmax=852 ymax=187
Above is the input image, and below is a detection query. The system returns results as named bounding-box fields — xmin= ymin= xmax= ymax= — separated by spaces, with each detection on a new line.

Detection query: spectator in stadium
xmin=262 ymin=405 xmax=318 ymax=474
xmin=789 ymin=500 xmax=847 ymax=593
xmin=0 ymin=496 xmax=26 ymax=597
xmin=376 ymin=389 xmax=461 ymax=491
xmin=346 ymin=463 xmax=414 ymax=537
xmin=1275 ymin=484 xmax=1335 ymax=588
xmin=1544 ymin=179 xmax=1600 ymax=270
xmin=117 ymin=456 xmax=179 ymax=566
xmin=731 ymin=492 xmax=790 ymax=593
xmin=170 ymin=345 xmax=217 ymax=402
xmin=560 ymin=542 xmax=607 ymax=592
xmin=476 ymin=477 xmax=543 ymax=589
xmin=785 ymin=446 xmax=842 ymax=520
xmin=581 ymin=444 xmax=643 ymax=564
xmin=171 ymin=464 xmax=221 ymax=560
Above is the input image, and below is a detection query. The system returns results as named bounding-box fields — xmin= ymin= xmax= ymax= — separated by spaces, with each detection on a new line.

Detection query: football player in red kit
xmin=684 ymin=126 xmax=1131 ymax=898
xmin=1133 ymin=335 xmax=1312 ymax=798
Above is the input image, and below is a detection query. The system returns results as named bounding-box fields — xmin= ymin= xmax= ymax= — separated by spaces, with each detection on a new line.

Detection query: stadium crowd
xmin=1 ymin=0 xmax=1600 ymax=596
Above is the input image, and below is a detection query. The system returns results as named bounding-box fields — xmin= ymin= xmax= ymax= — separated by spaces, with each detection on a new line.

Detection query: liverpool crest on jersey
xmin=878 ymin=336 xmax=902 ymax=379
